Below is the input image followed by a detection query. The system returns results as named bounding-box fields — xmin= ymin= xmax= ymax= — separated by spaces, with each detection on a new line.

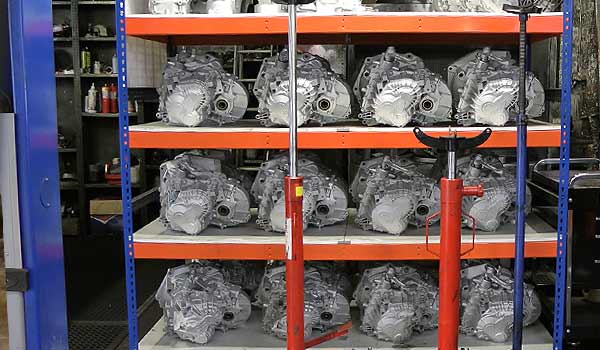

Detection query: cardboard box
xmin=90 ymin=199 xmax=122 ymax=215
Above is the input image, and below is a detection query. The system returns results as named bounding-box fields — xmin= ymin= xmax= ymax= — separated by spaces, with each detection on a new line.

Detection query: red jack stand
xmin=414 ymin=127 xmax=492 ymax=350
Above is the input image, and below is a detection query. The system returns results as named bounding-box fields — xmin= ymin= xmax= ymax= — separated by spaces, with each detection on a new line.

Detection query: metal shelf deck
xmin=133 ymin=213 xmax=556 ymax=260
xmin=126 ymin=12 xmax=562 ymax=45
xmin=139 ymin=310 xmax=553 ymax=350
xmin=129 ymin=121 xmax=561 ymax=149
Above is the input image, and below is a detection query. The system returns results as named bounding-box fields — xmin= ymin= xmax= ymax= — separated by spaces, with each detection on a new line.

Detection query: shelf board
xmin=140 ymin=308 xmax=552 ymax=349
xmin=53 ymin=37 xmax=72 ymax=42
xmin=80 ymin=36 xmax=116 ymax=41
xmin=78 ymin=1 xmax=115 ymax=4
xmin=58 ymin=147 xmax=77 ymax=153
xmin=133 ymin=213 xmax=556 ymax=260
xmin=126 ymin=12 xmax=563 ymax=45
xmin=128 ymin=120 xmax=561 ymax=149
xmin=85 ymin=182 xmax=141 ymax=188
xmin=60 ymin=181 xmax=79 ymax=190
xmin=82 ymin=112 xmax=137 ymax=118
xmin=80 ymin=73 xmax=117 ymax=78
xmin=52 ymin=1 xmax=71 ymax=5
xmin=55 ymin=73 xmax=75 ymax=78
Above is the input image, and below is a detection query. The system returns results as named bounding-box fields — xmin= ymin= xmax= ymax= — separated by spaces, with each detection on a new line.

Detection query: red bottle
xmin=109 ymin=84 xmax=118 ymax=113
xmin=101 ymin=84 xmax=110 ymax=114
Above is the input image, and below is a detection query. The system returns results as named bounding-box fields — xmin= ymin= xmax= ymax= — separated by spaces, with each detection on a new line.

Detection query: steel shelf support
xmin=115 ymin=0 xmax=139 ymax=349
xmin=553 ymin=0 xmax=573 ymax=349
xmin=7 ymin=0 xmax=68 ymax=348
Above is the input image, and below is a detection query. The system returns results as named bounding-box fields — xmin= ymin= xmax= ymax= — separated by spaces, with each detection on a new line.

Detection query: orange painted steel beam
xmin=129 ymin=128 xmax=560 ymax=149
xmin=126 ymin=14 xmax=562 ymax=36
xmin=133 ymin=241 xmax=556 ymax=260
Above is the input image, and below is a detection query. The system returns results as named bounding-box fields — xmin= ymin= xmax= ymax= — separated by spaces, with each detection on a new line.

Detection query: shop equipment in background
xmin=448 ymin=47 xmax=545 ymax=126
xmin=160 ymin=152 xmax=251 ymax=235
xmin=354 ymin=263 xmax=439 ymax=344
xmin=254 ymin=49 xmax=352 ymax=127
xmin=350 ymin=155 xmax=440 ymax=235
xmin=255 ymin=263 xmax=351 ymax=340
xmin=251 ymin=154 xmax=348 ymax=232
xmin=460 ymin=263 xmax=541 ymax=342
xmin=156 ymin=262 xmax=252 ymax=344
xmin=157 ymin=52 xmax=248 ymax=127
xmin=354 ymin=47 xmax=452 ymax=127
xmin=457 ymin=153 xmax=531 ymax=232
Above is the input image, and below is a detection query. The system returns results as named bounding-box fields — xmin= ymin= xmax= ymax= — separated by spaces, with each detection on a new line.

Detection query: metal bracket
xmin=5 ymin=268 xmax=29 ymax=292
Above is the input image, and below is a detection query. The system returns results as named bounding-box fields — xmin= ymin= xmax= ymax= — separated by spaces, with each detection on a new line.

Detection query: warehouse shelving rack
xmin=115 ymin=4 xmax=573 ymax=350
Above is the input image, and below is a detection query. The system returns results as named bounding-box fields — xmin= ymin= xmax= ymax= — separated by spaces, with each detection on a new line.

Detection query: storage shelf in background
xmin=55 ymin=73 xmax=75 ymax=78
xmin=52 ymin=1 xmax=70 ymax=5
xmin=60 ymin=181 xmax=79 ymax=190
xmin=82 ymin=112 xmax=137 ymax=118
xmin=85 ymin=182 xmax=141 ymax=188
xmin=128 ymin=120 xmax=561 ymax=149
xmin=58 ymin=148 xmax=77 ymax=153
xmin=80 ymin=36 xmax=116 ymax=41
xmin=140 ymin=309 xmax=552 ymax=350
xmin=133 ymin=213 xmax=556 ymax=260
xmin=53 ymin=37 xmax=72 ymax=42
xmin=79 ymin=1 xmax=116 ymax=4
xmin=80 ymin=73 xmax=117 ymax=78
xmin=126 ymin=12 xmax=562 ymax=45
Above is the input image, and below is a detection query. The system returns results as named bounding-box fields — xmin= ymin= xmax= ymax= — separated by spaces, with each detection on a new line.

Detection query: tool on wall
xmin=413 ymin=126 xmax=491 ymax=350
xmin=502 ymin=2 xmax=541 ymax=349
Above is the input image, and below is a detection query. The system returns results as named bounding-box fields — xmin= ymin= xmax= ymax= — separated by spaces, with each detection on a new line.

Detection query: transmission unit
xmin=448 ymin=47 xmax=545 ymax=126
xmin=149 ymin=0 xmax=245 ymax=14
xmin=354 ymin=47 xmax=452 ymax=127
xmin=155 ymin=262 xmax=252 ymax=344
xmin=253 ymin=49 xmax=352 ymax=127
xmin=157 ymin=53 xmax=248 ymax=127
xmin=433 ymin=0 xmax=560 ymax=12
xmin=160 ymin=152 xmax=251 ymax=235
xmin=354 ymin=264 xmax=439 ymax=344
xmin=460 ymin=263 xmax=542 ymax=342
xmin=457 ymin=153 xmax=531 ymax=232
xmin=251 ymin=154 xmax=348 ymax=232
xmin=350 ymin=155 xmax=441 ymax=235
xmin=256 ymin=263 xmax=352 ymax=339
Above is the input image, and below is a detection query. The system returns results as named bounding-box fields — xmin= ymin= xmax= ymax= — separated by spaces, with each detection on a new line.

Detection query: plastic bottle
xmin=87 ymin=83 xmax=97 ymax=113
xmin=112 ymin=54 xmax=118 ymax=74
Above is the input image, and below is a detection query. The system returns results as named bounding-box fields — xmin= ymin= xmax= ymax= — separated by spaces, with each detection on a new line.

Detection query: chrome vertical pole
xmin=288 ymin=4 xmax=298 ymax=176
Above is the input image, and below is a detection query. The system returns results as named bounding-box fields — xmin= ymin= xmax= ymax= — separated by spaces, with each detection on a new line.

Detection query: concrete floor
xmin=1 ymin=238 xmax=9 ymax=349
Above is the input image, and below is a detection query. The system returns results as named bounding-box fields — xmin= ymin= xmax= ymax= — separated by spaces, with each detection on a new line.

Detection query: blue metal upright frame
xmin=115 ymin=5 xmax=574 ymax=350
xmin=7 ymin=0 xmax=69 ymax=348
xmin=553 ymin=0 xmax=574 ymax=349
xmin=115 ymin=1 xmax=139 ymax=349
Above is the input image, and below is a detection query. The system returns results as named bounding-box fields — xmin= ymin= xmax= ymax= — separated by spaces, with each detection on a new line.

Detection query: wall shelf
xmin=128 ymin=121 xmax=561 ymax=149
xmin=140 ymin=309 xmax=552 ymax=350
xmin=80 ymin=36 xmax=116 ymax=41
xmin=133 ymin=213 xmax=556 ymax=260
xmin=125 ymin=12 xmax=563 ymax=45
xmin=80 ymin=73 xmax=118 ymax=78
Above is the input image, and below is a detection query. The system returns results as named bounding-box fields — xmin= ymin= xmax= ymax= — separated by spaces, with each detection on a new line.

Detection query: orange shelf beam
xmin=133 ymin=241 xmax=556 ymax=260
xmin=126 ymin=13 xmax=563 ymax=44
xmin=129 ymin=124 xmax=561 ymax=149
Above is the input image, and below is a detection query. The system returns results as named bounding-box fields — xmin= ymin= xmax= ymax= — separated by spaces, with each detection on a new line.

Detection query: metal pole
xmin=512 ymin=11 xmax=528 ymax=350
xmin=284 ymin=3 xmax=305 ymax=350
xmin=288 ymin=4 xmax=298 ymax=177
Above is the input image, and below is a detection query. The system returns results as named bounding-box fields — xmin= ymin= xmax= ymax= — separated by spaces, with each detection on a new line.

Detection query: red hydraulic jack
xmin=278 ymin=0 xmax=351 ymax=349
xmin=413 ymin=127 xmax=492 ymax=350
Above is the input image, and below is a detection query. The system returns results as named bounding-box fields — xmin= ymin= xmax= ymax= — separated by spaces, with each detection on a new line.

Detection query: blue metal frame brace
xmin=553 ymin=0 xmax=573 ymax=349
xmin=115 ymin=1 xmax=139 ymax=349
xmin=8 ymin=0 xmax=68 ymax=348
